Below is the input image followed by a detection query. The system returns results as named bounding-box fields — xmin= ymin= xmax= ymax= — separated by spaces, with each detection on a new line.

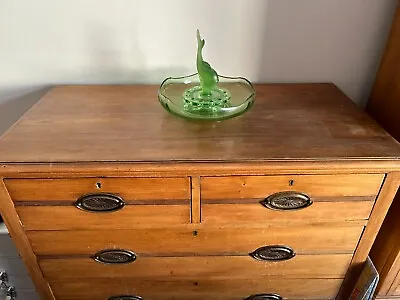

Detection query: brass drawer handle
xmin=260 ymin=191 xmax=312 ymax=211
xmin=108 ymin=296 xmax=143 ymax=300
xmin=249 ymin=245 xmax=295 ymax=261
xmin=244 ymin=294 xmax=282 ymax=300
xmin=94 ymin=249 xmax=136 ymax=264
xmin=75 ymin=193 xmax=125 ymax=212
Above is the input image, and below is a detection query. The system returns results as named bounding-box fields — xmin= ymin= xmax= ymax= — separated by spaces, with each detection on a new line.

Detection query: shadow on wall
xmin=0 ymin=24 xmax=189 ymax=136
xmin=0 ymin=88 xmax=50 ymax=136
xmin=257 ymin=0 xmax=397 ymax=107
xmin=56 ymin=22 xmax=191 ymax=84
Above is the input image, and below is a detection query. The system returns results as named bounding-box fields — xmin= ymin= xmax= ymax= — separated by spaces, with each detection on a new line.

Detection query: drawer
xmin=28 ymin=225 xmax=364 ymax=255
xmin=5 ymin=177 xmax=190 ymax=201
xmin=48 ymin=278 xmax=343 ymax=300
xmin=9 ymin=177 xmax=191 ymax=228
xmin=202 ymin=200 xmax=374 ymax=224
xmin=39 ymin=254 xmax=352 ymax=279
xmin=17 ymin=205 xmax=190 ymax=230
xmin=201 ymin=174 xmax=384 ymax=199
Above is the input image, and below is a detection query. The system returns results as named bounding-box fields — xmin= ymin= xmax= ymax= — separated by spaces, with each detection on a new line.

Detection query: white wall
xmin=0 ymin=0 xmax=397 ymax=134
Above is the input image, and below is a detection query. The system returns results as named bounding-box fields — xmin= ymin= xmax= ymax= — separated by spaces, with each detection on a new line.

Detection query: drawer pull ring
xmin=261 ymin=191 xmax=312 ymax=211
xmin=249 ymin=245 xmax=295 ymax=261
xmin=244 ymin=294 xmax=282 ymax=300
xmin=75 ymin=193 xmax=125 ymax=212
xmin=94 ymin=249 xmax=136 ymax=264
xmin=108 ymin=296 xmax=143 ymax=300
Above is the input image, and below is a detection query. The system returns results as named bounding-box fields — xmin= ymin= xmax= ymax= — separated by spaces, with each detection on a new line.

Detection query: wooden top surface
xmin=0 ymin=83 xmax=399 ymax=164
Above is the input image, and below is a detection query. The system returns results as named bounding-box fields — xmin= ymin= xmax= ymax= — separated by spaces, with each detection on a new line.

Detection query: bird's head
xmin=196 ymin=29 xmax=205 ymax=49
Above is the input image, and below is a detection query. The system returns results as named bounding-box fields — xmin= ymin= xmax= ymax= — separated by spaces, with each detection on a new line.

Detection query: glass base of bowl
xmin=158 ymin=74 xmax=255 ymax=121
xmin=183 ymin=85 xmax=231 ymax=113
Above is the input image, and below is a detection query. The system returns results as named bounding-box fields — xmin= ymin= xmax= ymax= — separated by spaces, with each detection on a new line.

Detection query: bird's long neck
xmin=197 ymin=45 xmax=204 ymax=70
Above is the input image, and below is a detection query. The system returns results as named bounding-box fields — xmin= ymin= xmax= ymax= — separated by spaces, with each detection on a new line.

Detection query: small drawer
xmin=201 ymin=174 xmax=384 ymax=200
xmin=202 ymin=198 xmax=374 ymax=224
xmin=28 ymin=225 xmax=364 ymax=256
xmin=5 ymin=177 xmax=190 ymax=202
xmin=9 ymin=177 xmax=191 ymax=229
xmin=48 ymin=278 xmax=343 ymax=300
xmin=17 ymin=204 xmax=190 ymax=230
xmin=39 ymin=253 xmax=352 ymax=280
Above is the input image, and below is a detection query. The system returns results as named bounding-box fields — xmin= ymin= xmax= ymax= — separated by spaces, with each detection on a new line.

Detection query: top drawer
xmin=5 ymin=177 xmax=190 ymax=202
xmin=201 ymin=174 xmax=384 ymax=199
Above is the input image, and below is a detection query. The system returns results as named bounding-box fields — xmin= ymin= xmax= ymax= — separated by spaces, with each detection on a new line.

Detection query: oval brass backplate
xmin=108 ymin=296 xmax=143 ymax=300
xmin=75 ymin=193 xmax=125 ymax=212
xmin=261 ymin=191 xmax=312 ymax=211
xmin=249 ymin=245 xmax=295 ymax=261
xmin=244 ymin=293 xmax=283 ymax=300
xmin=94 ymin=249 xmax=136 ymax=264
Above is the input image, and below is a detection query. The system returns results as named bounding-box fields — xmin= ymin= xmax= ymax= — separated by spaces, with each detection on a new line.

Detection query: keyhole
xmin=96 ymin=182 xmax=102 ymax=189
xmin=289 ymin=179 xmax=294 ymax=186
xmin=192 ymin=230 xmax=198 ymax=236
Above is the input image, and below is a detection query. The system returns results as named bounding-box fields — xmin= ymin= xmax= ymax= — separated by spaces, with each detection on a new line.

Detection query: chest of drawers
xmin=0 ymin=84 xmax=399 ymax=300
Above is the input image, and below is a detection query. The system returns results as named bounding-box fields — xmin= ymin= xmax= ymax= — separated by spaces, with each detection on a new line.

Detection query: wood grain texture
xmin=39 ymin=254 xmax=352 ymax=279
xmin=383 ymin=246 xmax=400 ymax=296
xmin=28 ymin=225 xmax=364 ymax=256
xmin=367 ymin=4 xmax=400 ymax=142
xmin=5 ymin=177 xmax=190 ymax=201
xmin=201 ymin=174 xmax=384 ymax=199
xmin=17 ymin=205 xmax=190 ymax=230
xmin=0 ymin=84 xmax=399 ymax=164
xmin=48 ymin=278 xmax=343 ymax=300
xmin=202 ymin=201 xmax=374 ymax=224
xmin=395 ymin=282 xmax=400 ymax=296
xmin=2 ymin=161 xmax=400 ymax=177
xmin=337 ymin=172 xmax=400 ymax=299
xmin=367 ymin=5 xmax=400 ymax=298
xmin=370 ymin=189 xmax=400 ymax=295
xmin=0 ymin=180 xmax=54 ymax=300
xmin=390 ymin=271 xmax=400 ymax=295
xmin=191 ymin=176 xmax=201 ymax=223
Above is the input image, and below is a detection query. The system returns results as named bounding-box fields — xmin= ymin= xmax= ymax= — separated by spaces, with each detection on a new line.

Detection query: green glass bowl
xmin=158 ymin=73 xmax=255 ymax=121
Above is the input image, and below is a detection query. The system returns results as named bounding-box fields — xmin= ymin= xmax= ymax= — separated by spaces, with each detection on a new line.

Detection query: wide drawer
xmin=17 ymin=205 xmax=190 ymax=230
xmin=28 ymin=225 xmax=364 ymax=255
xmin=5 ymin=177 xmax=190 ymax=201
xmin=39 ymin=253 xmax=352 ymax=279
xmin=201 ymin=174 xmax=384 ymax=199
xmin=48 ymin=278 xmax=343 ymax=300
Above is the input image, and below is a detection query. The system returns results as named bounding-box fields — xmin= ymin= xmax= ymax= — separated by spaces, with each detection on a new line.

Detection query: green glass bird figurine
xmin=196 ymin=30 xmax=219 ymax=95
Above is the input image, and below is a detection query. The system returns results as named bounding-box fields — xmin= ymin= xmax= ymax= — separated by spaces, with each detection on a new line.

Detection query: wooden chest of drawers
xmin=0 ymin=84 xmax=399 ymax=300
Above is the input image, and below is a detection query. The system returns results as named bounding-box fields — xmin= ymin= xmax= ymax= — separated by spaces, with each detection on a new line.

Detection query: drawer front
xmin=201 ymin=174 xmax=384 ymax=199
xmin=17 ymin=205 xmax=190 ymax=230
xmin=48 ymin=278 xmax=343 ymax=300
xmin=28 ymin=225 xmax=364 ymax=255
xmin=39 ymin=254 xmax=352 ymax=279
xmin=5 ymin=177 xmax=190 ymax=201
xmin=202 ymin=200 xmax=374 ymax=224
